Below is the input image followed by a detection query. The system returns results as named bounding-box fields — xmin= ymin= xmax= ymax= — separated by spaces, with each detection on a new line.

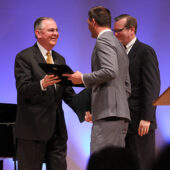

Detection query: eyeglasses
xmin=47 ymin=28 xmax=59 ymax=33
xmin=112 ymin=27 xmax=126 ymax=33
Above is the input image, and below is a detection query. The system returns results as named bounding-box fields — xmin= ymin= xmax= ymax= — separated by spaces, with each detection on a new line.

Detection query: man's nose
xmin=54 ymin=30 xmax=59 ymax=36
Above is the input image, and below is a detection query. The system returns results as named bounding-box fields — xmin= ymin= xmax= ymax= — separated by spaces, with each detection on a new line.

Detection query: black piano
xmin=0 ymin=103 xmax=17 ymax=170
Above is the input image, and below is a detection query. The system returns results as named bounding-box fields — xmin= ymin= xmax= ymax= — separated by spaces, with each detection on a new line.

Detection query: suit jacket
xmin=15 ymin=43 xmax=75 ymax=141
xmin=128 ymin=39 xmax=160 ymax=133
xmin=71 ymin=88 xmax=91 ymax=122
xmin=83 ymin=31 xmax=131 ymax=121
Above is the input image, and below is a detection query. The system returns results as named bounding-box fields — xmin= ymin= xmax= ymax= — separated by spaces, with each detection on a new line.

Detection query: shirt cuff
xmin=81 ymin=74 xmax=87 ymax=87
xmin=40 ymin=80 xmax=47 ymax=91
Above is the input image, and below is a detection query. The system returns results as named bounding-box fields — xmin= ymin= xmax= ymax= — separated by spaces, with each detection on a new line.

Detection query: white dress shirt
xmin=125 ymin=37 xmax=137 ymax=54
xmin=37 ymin=42 xmax=54 ymax=91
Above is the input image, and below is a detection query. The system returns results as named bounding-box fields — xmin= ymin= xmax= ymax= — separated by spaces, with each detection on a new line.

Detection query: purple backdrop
xmin=1 ymin=0 xmax=170 ymax=169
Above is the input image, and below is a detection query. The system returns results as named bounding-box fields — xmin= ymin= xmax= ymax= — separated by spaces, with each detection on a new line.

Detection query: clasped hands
xmin=42 ymin=70 xmax=83 ymax=89
xmin=85 ymin=111 xmax=92 ymax=123
xmin=63 ymin=71 xmax=93 ymax=123
xmin=62 ymin=71 xmax=83 ymax=85
xmin=42 ymin=72 xmax=92 ymax=123
xmin=42 ymin=75 xmax=150 ymax=134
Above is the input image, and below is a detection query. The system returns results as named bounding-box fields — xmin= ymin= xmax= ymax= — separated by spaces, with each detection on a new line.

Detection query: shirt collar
xmin=125 ymin=37 xmax=137 ymax=54
xmin=97 ymin=29 xmax=112 ymax=39
xmin=37 ymin=42 xmax=52 ymax=57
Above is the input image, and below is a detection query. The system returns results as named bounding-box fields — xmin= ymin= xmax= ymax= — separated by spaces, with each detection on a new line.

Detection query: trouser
xmin=91 ymin=117 xmax=129 ymax=153
xmin=17 ymin=132 xmax=67 ymax=170
xmin=125 ymin=131 xmax=155 ymax=170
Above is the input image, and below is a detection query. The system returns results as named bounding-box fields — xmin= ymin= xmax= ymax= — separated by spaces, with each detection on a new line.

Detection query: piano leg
xmin=0 ymin=160 xmax=3 ymax=170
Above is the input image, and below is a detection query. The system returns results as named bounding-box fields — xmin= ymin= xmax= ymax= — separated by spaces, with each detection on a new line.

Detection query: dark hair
xmin=88 ymin=6 xmax=111 ymax=28
xmin=114 ymin=14 xmax=137 ymax=34
xmin=87 ymin=146 xmax=138 ymax=170
xmin=34 ymin=17 xmax=54 ymax=31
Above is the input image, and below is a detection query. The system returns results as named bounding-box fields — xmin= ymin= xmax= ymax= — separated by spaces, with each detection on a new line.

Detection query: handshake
xmin=40 ymin=63 xmax=92 ymax=123
xmin=40 ymin=63 xmax=84 ymax=87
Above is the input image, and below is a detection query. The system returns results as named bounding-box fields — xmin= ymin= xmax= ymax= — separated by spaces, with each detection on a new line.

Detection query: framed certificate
xmin=39 ymin=63 xmax=84 ymax=87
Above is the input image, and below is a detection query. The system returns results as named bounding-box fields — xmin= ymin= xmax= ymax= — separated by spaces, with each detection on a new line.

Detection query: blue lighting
xmin=1 ymin=0 xmax=170 ymax=169
xmin=157 ymin=106 xmax=170 ymax=143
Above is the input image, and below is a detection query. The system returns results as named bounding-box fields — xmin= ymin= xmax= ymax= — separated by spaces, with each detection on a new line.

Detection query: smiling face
xmin=114 ymin=17 xmax=135 ymax=46
xmin=35 ymin=19 xmax=59 ymax=50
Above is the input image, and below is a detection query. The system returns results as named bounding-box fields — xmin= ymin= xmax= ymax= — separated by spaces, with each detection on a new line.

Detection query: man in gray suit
xmin=64 ymin=6 xmax=131 ymax=153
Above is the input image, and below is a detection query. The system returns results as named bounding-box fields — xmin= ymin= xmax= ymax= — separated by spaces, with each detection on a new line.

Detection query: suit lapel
xmin=52 ymin=51 xmax=58 ymax=64
xmin=31 ymin=43 xmax=48 ymax=79
xmin=33 ymin=44 xmax=61 ymax=65
xmin=128 ymin=39 xmax=140 ymax=62
xmin=32 ymin=43 xmax=46 ymax=64
xmin=52 ymin=51 xmax=65 ymax=65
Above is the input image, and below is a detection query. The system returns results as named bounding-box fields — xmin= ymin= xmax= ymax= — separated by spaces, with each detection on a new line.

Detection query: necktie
xmin=46 ymin=51 xmax=53 ymax=64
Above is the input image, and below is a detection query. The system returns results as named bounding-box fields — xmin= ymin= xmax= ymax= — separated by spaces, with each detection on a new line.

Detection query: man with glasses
xmin=15 ymin=17 xmax=76 ymax=170
xmin=114 ymin=14 xmax=160 ymax=170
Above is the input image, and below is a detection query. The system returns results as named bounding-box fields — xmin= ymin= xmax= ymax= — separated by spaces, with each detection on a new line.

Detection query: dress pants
xmin=17 ymin=131 xmax=67 ymax=170
xmin=125 ymin=131 xmax=155 ymax=170
xmin=90 ymin=117 xmax=129 ymax=153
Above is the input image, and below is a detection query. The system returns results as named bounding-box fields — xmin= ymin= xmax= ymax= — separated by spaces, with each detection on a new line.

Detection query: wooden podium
xmin=153 ymin=87 xmax=170 ymax=106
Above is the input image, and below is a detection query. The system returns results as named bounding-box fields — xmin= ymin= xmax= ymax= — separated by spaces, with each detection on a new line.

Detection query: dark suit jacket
xmin=15 ymin=43 xmax=75 ymax=141
xmin=128 ymin=39 xmax=160 ymax=133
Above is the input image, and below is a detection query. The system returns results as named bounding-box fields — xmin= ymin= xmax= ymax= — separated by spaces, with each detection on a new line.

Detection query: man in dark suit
xmin=64 ymin=6 xmax=131 ymax=153
xmin=15 ymin=17 xmax=75 ymax=170
xmin=113 ymin=14 xmax=160 ymax=170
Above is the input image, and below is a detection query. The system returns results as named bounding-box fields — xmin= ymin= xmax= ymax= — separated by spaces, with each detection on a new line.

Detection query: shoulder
xmin=98 ymin=31 xmax=117 ymax=42
xmin=135 ymin=40 xmax=156 ymax=54
xmin=52 ymin=50 xmax=64 ymax=58
xmin=15 ymin=46 xmax=35 ymax=68
xmin=97 ymin=31 xmax=120 ymax=48
xmin=15 ymin=45 xmax=36 ymax=63
xmin=17 ymin=46 xmax=34 ymax=56
xmin=52 ymin=50 xmax=66 ymax=63
xmin=132 ymin=40 xmax=157 ymax=62
xmin=16 ymin=43 xmax=39 ymax=57
xmin=134 ymin=40 xmax=158 ymax=65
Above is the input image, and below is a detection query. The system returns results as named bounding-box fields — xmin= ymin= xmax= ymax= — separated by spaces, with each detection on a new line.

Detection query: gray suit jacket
xmin=83 ymin=31 xmax=131 ymax=121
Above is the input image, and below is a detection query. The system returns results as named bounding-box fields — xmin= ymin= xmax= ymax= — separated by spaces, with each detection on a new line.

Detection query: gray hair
xmin=34 ymin=17 xmax=55 ymax=39
xmin=34 ymin=17 xmax=54 ymax=31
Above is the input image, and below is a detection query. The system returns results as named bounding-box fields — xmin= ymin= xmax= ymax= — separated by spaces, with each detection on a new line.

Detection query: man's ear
xmin=92 ymin=18 xmax=96 ymax=26
xmin=35 ymin=30 xmax=41 ymax=39
xmin=130 ymin=26 xmax=135 ymax=33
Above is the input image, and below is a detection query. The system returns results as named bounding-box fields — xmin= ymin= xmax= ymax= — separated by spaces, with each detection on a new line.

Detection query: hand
xmin=63 ymin=71 xmax=83 ymax=84
xmin=138 ymin=120 xmax=151 ymax=136
xmin=85 ymin=111 xmax=92 ymax=123
xmin=42 ymin=74 xmax=61 ymax=89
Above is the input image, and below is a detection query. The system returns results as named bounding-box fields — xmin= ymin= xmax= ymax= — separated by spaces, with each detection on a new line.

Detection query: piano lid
xmin=0 ymin=103 xmax=17 ymax=123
